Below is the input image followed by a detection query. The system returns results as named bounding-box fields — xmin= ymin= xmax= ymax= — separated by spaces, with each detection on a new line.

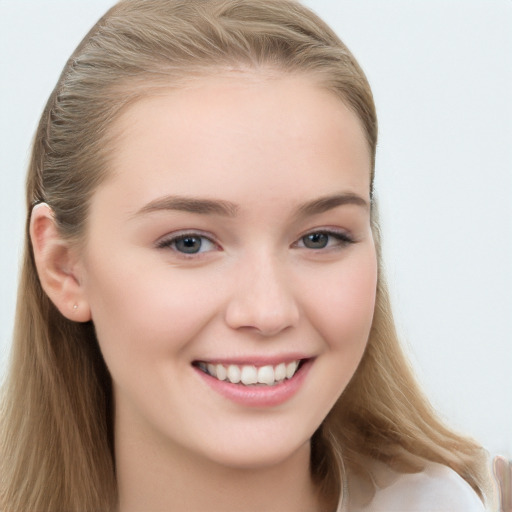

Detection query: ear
xmin=30 ymin=203 xmax=91 ymax=322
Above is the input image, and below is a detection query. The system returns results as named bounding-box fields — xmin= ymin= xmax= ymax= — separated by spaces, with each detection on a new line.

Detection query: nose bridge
xmin=225 ymin=248 xmax=299 ymax=336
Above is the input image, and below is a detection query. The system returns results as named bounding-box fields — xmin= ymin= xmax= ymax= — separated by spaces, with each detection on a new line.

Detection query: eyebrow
xmin=135 ymin=196 xmax=240 ymax=217
xmin=296 ymin=193 xmax=370 ymax=216
xmin=134 ymin=192 xmax=369 ymax=218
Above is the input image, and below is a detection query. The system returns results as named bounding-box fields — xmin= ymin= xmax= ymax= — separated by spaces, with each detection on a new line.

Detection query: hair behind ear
xmin=0 ymin=230 xmax=116 ymax=511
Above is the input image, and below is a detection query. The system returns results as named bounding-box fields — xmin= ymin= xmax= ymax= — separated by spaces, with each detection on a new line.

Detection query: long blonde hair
xmin=0 ymin=1 xmax=489 ymax=510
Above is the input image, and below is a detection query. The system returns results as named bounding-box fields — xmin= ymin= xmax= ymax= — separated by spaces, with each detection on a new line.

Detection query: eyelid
xmin=155 ymin=230 xmax=220 ymax=252
xmin=293 ymin=227 xmax=355 ymax=249
xmin=154 ymin=227 xmax=355 ymax=256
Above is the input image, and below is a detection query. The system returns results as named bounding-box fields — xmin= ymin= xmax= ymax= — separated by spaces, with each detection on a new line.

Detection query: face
xmin=77 ymin=74 xmax=377 ymax=470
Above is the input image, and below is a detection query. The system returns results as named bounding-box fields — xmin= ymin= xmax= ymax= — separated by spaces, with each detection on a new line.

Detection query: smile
xmin=195 ymin=360 xmax=302 ymax=386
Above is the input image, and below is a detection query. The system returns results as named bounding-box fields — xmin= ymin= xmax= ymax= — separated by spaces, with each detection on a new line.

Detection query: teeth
xmin=198 ymin=360 xmax=302 ymax=386
xmin=286 ymin=361 xmax=299 ymax=379
xmin=274 ymin=363 xmax=286 ymax=382
xmin=216 ymin=364 xmax=227 ymax=381
xmin=240 ymin=365 xmax=258 ymax=385
xmin=257 ymin=365 xmax=275 ymax=385
xmin=227 ymin=364 xmax=241 ymax=383
xmin=207 ymin=363 xmax=217 ymax=378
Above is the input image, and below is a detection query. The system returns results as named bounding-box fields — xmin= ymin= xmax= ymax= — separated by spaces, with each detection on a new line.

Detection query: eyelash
xmin=156 ymin=228 xmax=355 ymax=257
xmin=155 ymin=231 xmax=217 ymax=256
xmin=294 ymin=229 xmax=355 ymax=250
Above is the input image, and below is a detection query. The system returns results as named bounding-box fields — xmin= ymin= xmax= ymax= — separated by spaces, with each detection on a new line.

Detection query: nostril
xmin=225 ymin=298 xmax=299 ymax=336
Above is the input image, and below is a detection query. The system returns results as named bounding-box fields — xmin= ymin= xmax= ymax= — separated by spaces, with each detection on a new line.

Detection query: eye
xmin=156 ymin=233 xmax=217 ymax=255
xmin=296 ymin=230 xmax=354 ymax=250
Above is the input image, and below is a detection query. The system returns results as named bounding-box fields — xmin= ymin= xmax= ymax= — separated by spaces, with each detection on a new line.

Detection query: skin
xmin=494 ymin=456 xmax=512 ymax=512
xmin=32 ymin=73 xmax=377 ymax=511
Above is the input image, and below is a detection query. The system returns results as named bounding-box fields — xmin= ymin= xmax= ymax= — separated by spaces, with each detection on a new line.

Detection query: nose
xmin=224 ymin=252 xmax=300 ymax=337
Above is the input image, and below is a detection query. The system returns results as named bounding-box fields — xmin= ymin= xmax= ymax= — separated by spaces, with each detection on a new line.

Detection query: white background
xmin=1 ymin=0 xmax=511 ymax=461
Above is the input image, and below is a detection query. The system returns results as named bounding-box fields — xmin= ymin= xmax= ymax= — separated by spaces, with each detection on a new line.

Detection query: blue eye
xmin=174 ymin=235 xmax=204 ymax=254
xmin=298 ymin=230 xmax=353 ymax=250
xmin=302 ymin=232 xmax=329 ymax=249
xmin=157 ymin=233 xmax=216 ymax=254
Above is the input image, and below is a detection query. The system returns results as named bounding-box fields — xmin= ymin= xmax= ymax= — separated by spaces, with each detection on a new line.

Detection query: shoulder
xmin=348 ymin=462 xmax=485 ymax=512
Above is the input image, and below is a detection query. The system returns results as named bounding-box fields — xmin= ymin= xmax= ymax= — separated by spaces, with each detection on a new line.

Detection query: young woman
xmin=0 ymin=1 xmax=492 ymax=510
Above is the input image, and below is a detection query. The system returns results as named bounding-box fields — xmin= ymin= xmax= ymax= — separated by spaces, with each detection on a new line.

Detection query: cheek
xmin=82 ymin=255 xmax=222 ymax=367
xmin=312 ymin=250 xmax=378 ymax=350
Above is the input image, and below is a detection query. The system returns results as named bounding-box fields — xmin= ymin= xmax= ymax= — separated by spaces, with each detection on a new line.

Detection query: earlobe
xmin=30 ymin=203 xmax=91 ymax=322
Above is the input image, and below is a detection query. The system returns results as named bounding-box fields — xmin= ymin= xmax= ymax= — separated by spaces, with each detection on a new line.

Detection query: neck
xmin=115 ymin=419 xmax=324 ymax=512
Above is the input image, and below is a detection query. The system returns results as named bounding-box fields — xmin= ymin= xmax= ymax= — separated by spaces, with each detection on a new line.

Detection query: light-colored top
xmin=338 ymin=462 xmax=485 ymax=512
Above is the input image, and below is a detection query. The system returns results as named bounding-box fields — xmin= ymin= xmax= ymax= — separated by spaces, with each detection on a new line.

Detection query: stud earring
xmin=73 ymin=304 xmax=78 ymax=310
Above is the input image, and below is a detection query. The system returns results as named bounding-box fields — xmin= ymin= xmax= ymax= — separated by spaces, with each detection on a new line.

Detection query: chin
xmin=197 ymin=434 xmax=312 ymax=472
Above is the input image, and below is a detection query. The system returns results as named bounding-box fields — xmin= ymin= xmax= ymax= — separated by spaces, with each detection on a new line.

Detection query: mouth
xmin=193 ymin=359 xmax=306 ymax=387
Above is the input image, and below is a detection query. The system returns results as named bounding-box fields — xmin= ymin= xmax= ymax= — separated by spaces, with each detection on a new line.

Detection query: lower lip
xmin=194 ymin=359 xmax=313 ymax=408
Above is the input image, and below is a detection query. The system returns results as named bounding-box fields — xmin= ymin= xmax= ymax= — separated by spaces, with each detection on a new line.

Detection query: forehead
xmin=100 ymin=74 xmax=371 ymax=211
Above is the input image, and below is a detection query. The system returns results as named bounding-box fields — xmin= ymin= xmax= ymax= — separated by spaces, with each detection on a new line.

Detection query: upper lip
xmin=192 ymin=354 xmax=312 ymax=366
